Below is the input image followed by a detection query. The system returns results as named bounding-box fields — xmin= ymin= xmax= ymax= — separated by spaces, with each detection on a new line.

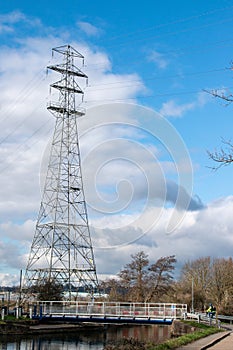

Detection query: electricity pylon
xmin=23 ymin=45 xmax=98 ymax=297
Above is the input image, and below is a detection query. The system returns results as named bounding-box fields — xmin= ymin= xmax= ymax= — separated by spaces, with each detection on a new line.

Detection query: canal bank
xmin=0 ymin=319 xmax=106 ymax=335
xmin=0 ymin=322 xmax=171 ymax=350
xmin=0 ymin=322 xmax=172 ymax=349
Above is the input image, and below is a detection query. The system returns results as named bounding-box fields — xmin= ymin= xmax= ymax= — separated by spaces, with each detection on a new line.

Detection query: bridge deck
xmin=33 ymin=301 xmax=187 ymax=325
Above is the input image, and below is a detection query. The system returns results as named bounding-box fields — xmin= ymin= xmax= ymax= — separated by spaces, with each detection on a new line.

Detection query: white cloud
xmin=77 ymin=21 xmax=102 ymax=37
xmin=92 ymin=196 xmax=233 ymax=279
xmin=0 ymin=274 xmax=19 ymax=286
xmin=147 ymin=50 xmax=169 ymax=69
xmin=0 ymin=220 xmax=35 ymax=242
xmin=159 ymin=92 xmax=209 ymax=118
xmin=0 ymin=11 xmax=25 ymax=25
xmin=0 ymin=11 xmax=42 ymax=34
xmin=159 ymin=99 xmax=195 ymax=118
xmin=0 ymin=24 xmax=13 ymax=34
xmin=84 ymin=71 xmax=145 ymax=105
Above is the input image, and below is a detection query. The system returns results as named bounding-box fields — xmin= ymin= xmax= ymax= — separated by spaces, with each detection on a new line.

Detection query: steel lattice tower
xmin=23 ymin=45 xmax=98 ymax=296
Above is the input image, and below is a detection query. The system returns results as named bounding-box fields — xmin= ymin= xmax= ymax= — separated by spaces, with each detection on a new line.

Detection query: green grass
xmin=0 ymin=315 xmax=32 ymax=323
xmin=148 ymin=321 xmax=223 ymax=350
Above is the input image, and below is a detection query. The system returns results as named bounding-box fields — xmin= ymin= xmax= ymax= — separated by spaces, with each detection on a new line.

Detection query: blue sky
xmin=1 ymin=0 xmax=233 ymax=285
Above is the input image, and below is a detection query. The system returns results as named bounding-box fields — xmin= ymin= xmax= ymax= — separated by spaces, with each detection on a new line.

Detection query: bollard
xmin=16 ymin=307 xmax=19 ymax=319
xmin=1 ymin=308 xmax=4 ymax=321
xmin=29 ymin=307 xmax=33 ymax=319
xmin=18 ymin=306 xmax=22 ymax=318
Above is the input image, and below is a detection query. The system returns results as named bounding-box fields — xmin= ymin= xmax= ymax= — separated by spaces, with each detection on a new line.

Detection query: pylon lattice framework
xmin=23 ymin=45 xmax=98 ymax=294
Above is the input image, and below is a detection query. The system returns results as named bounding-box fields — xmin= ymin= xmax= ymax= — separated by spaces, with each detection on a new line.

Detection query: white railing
xmin=35 ymin=301 xmax=187 ymax=320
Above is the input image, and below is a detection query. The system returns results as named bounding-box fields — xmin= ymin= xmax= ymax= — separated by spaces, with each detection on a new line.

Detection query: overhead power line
xmin=86 ymin=67 xmax=230 ymax=90
xmin=103 ymin=5 xmax=233 ymax=42
xmin=85 ymin=85 xmax=233 ymax=104
xmin=104 ymin=16 xmax=233 ymax=50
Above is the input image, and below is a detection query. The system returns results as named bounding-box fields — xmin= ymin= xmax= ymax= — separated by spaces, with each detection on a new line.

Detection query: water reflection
xmin=0 ymin=324 xmax=171 ymax=349
xmin=108 ymin=324 xmax=170 ymax=343
xmin=0 ymin=338 xmax=102 ymax=349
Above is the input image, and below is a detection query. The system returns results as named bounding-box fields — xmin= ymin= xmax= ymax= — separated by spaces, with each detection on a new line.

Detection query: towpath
xmin=176 ymin=324 xmax=233 ymax=349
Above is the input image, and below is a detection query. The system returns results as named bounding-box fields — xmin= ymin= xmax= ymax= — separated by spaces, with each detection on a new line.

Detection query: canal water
xmin=0 ymin=324 xmax=171 ymax=349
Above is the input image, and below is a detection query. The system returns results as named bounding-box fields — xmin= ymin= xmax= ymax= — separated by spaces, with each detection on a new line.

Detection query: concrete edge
xmin=201 ymin=331 xmax=231 ymax=350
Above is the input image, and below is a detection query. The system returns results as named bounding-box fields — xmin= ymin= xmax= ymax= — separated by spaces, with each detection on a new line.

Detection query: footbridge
xmin=32 ymin=301 xmax=187 ymax=325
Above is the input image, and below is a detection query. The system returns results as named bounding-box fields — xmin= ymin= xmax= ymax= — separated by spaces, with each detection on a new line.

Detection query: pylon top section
xmin=47 ymin=44 xmax=87 ymax=118
xmin=52 ymin=44 xmax=85 ymax=58
xmin=48 ymin=44 xmax=87 ymax=78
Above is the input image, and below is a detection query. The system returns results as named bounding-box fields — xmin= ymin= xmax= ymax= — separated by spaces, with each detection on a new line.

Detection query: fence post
xmin=16 ymin=307 xmax=19 ymax=319
xmin=33 ymin=304 xmax=37 ymax=317
xmin=39 ymin=305 xmax=43 ymax=319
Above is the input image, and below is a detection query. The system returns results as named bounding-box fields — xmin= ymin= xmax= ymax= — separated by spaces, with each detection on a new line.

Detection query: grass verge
xmin=148 ymin=321 xmax=223 ymax=350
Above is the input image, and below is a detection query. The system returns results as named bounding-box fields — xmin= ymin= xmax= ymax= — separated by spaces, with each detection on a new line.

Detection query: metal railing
xmin=185 ymin=312 xmax=233 ymax=327
xmin=34 ymin=301 xmax=187 ymax=320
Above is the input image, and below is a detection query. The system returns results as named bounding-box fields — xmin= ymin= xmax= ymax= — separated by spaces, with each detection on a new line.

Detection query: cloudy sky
xmin=1 ymin=0 xmax=233 ymax=285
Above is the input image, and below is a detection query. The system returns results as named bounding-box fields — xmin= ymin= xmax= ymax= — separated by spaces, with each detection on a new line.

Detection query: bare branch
xmin=207 ymin=138 xmax=233 ymax=170
xmin=203 ymin=88 xmax=233 ymax=106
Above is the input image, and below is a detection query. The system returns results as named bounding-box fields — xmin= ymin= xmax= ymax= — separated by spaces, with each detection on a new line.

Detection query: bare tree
xmin=118 ymin=252 xmax=176 ymax=302
xmin=210 ymin=257 xmax=233 ymax=313
xmin=145 ymin=255 xmax=177 ymax=302
xmin=118 ymin=251 xmax=149 ymax=302
xmin=99 ymin=278 xmax=126 ymax=301
xmin=178 ymin=256 xmax=233 ymax=313
xmin=35 ymin=278 xmax=64 ymax=301
xmin=179 ymin=257 xmax=212 ymax=310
